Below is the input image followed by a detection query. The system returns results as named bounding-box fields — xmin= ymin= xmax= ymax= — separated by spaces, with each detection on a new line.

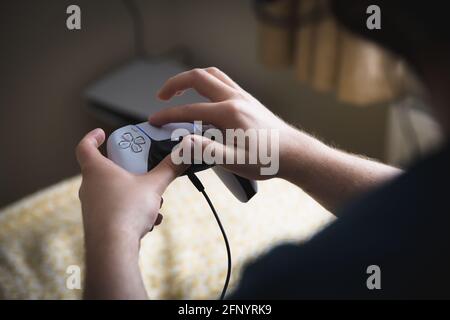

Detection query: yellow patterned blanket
xmin=0 ymin=171 xmax=333 ymax=299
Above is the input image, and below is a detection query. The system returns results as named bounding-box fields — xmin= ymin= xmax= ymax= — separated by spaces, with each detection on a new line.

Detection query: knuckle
xmin=190 ymin=68 xmax=207 ymax=80
xmin=205 ymin=66 xmax=221 ymax=74
xmin=227 ymin=99 xmax=242 ymax=114
xmin=181 ymin=134 xmax=195 ymax=149
xmin=236 ymin=90 xmax=249 ymax=99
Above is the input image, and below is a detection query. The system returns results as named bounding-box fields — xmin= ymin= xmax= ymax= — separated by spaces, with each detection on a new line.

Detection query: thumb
xmin=145 ymin=148 xmax=189 ymax=194
xmin=76 ymin=128 xmax=106 ymax=169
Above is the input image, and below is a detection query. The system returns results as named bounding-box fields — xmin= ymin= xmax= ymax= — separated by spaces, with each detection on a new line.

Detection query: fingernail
xmin=90 ymin=128 xmax=104 ymax=145
xmin=156 ymin=90 xmax=166 ymax=101
xmin=91 ymin=128 xmax=102 ymax=136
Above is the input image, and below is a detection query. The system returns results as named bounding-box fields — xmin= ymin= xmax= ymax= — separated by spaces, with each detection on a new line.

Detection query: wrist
xmin=83 ymin=222 xmax=143 ymax=300
xmin=278 ymin=126 xmax=330 ymax=182
xmin=83 ymin=216 xmax=141 ymax=251
xmin=278 ymin=127 xmax=304 ymax=179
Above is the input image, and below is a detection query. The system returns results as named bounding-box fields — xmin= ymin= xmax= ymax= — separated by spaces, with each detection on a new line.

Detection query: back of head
xmin=331 ymin=0 xmax=449 ymax=77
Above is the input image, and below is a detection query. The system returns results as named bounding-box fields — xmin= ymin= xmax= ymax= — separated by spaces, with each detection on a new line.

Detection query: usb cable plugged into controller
xmin=187 ymin=171 xmax=231 ymax=300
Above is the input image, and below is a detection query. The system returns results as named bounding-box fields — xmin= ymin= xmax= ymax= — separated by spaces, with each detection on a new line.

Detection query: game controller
xmin=106 ymin=122 xmax=258 ymax=202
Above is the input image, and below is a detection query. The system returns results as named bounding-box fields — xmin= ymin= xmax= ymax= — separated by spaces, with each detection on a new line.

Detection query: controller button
xmin=118 ymin=132 xmax=146 ymax=153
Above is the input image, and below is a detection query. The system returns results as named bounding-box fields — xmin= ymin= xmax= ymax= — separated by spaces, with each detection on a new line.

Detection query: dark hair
xmin=331 ymin=0 xmax=448 ymax=73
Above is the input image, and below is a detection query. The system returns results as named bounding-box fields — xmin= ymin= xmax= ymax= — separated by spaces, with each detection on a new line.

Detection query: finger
xmin=189 ymin=134 xmax=228 ymax=164
xmin=75 ymin=128 xmax=107 ymax=169
xmin=154 ymin=213 xmax=163 ymax=226
xmin=145 ymin=151 xmax=189 ymax=194
xmin=204 ymin=67 xmax=242 ymax=90
xmin=188 ymin=134 xmax=255 ymax=179
xmin=157 ymin=69 xmax=234 ymax=102
xmin=149 ymin=102 xmax=227 ymax=127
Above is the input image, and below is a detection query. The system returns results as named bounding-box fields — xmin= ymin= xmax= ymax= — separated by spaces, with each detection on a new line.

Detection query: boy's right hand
xmin=149 ymin=67 xmax=400 ymax=211
xmin=149 ymin=67 xmax=300 ymax=180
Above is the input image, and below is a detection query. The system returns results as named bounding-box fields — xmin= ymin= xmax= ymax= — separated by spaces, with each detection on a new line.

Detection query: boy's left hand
xmin=76 ymin=128 xmax=186 ymax=244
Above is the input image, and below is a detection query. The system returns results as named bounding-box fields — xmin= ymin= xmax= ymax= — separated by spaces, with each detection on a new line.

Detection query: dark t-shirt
xmin=229 ymin=143 xmax=450 ymax=299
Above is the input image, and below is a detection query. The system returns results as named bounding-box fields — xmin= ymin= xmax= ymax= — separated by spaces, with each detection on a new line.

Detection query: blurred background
xmin=0 ymin=0 xmax=443 ymax=208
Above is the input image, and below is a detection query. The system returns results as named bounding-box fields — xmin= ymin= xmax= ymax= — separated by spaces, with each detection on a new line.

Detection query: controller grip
xmin=212 ymin=167 xmax=257 ymax=202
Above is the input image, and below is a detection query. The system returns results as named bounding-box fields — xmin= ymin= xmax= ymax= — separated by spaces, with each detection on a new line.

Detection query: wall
xmin=0 ymin=0 xmax=133 ymax=207
xmin=0 ymin=0 xmax=388 ymax=208
xmin=138 ymin=0 xmax=389 ymax=156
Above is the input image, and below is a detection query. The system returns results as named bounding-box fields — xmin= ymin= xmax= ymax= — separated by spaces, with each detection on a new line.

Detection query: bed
xmin=0 ymin=170 xmax=333 ymax=299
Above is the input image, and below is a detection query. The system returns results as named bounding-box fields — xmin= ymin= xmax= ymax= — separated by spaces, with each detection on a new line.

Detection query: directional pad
xmin=118 ymin=132 xmax=146 ymax=153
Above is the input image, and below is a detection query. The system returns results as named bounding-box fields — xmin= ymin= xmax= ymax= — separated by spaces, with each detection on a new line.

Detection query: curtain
xmin=255 ymin=0 xmax=410 ymax=106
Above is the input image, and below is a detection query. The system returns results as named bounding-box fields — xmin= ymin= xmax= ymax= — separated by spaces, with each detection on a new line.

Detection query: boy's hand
xmin=76 ymin=128 xmax=188 ymax=299
xmin=149 ymin=68 xmax=400 ymax=211
xmin=150 ymin=67 xmax=287 ymax=131
xmin=76 ymin=128 xmax=186 ymax=243
xmin=149 ymin=67 xmax=298 ymax=180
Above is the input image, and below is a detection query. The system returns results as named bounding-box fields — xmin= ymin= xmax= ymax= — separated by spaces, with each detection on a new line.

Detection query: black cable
xmin=187 ymin=172 xmax=232 ymax=300
xmin=201 ymin=189 xmax=232 ymax=300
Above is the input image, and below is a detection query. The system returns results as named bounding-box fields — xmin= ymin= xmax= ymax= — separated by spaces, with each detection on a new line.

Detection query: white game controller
xmin=107 ymin=122 xmax=258 ymax=202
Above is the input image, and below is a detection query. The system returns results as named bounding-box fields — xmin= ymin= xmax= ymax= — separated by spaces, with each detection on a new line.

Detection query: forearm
xmin=280 ymin=128 xmax=402 ymax=213
xmin=83 ymin=227 xmax=148 ymax=300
